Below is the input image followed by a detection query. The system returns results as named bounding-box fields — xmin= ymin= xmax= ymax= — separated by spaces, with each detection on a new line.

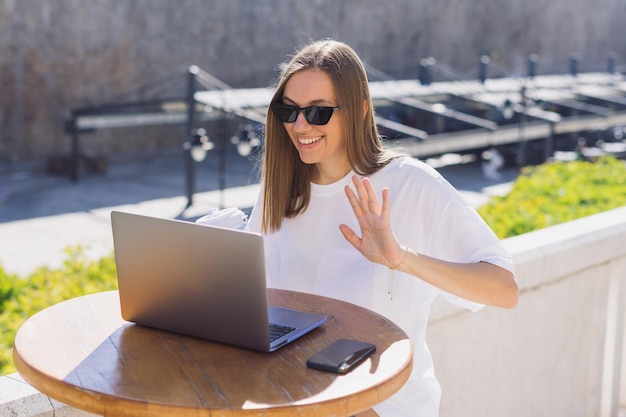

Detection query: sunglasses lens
xmin=304 ymin=107 xmax=333 ymax=125
xmin=272 ymin=105 xmax=298 ymax=123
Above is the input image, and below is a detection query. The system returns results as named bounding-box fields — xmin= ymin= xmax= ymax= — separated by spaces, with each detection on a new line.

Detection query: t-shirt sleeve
xmin=415 ymin=168 xmax=514 ymax=311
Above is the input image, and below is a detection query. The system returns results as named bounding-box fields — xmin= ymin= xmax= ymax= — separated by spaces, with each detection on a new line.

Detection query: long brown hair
xmin=261 ymin=39 xmax=399 ymax=233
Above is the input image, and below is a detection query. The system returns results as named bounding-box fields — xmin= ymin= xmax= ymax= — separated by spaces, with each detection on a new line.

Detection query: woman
xmin=246 ymin=39 xmax=518 ymax=417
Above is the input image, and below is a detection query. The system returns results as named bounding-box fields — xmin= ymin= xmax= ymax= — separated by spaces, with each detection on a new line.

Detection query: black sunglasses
xmin=271 ymin=103 xmax=341 ymax=125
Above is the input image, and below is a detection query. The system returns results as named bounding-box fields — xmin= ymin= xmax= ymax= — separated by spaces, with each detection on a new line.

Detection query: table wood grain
xmin=13 ymin=290 xmax=412 ymax=417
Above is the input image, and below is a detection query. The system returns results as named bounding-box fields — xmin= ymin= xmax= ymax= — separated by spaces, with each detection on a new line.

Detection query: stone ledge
xmin=0 ymin=373 xmax=97 ymax=417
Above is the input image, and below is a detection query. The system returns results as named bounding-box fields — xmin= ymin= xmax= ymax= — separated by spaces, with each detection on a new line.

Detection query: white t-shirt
xmin=246 ymin=156 xmax=514 ymax=417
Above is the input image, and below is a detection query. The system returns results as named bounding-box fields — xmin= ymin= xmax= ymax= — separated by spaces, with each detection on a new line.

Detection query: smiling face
xmin=281 ymin=69 xmax=350 ymax=184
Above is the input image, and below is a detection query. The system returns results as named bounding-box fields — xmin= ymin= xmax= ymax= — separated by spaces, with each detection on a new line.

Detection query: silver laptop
xmin=110 ymin=210 xmax=326 ymax=352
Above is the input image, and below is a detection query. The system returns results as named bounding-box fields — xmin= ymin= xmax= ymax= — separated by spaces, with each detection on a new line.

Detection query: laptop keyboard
xmin=269 ymin=323 xmax=295 ymax=342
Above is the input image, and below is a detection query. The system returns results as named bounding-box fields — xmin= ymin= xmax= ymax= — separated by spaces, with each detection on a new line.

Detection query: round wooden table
xmin=13 ymin=289 xmax=412 ymax=417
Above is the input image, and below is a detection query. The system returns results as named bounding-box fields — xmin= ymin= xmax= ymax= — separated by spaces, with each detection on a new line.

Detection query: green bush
xmin=0 ymin=246 xmax=117 ymax=376
xmin=478 ymin=156 xmax=626 ymax=238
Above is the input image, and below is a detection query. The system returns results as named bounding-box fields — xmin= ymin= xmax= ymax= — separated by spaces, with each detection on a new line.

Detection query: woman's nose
xmin=293 ymin=111 xmax=311 ymax=130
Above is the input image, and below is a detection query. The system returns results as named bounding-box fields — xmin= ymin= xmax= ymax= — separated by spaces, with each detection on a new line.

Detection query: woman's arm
xmin=394 ymin=250 xmax=518 ymax=308
xmin=339 ymin=176 xmax=518 ymax=309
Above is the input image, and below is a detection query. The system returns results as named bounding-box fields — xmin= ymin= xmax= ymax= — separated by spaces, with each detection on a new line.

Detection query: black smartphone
xmin=306 ymin=339 xmax=376 ymax=374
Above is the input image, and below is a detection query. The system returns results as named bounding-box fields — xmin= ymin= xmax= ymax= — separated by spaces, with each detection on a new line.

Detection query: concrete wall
xmin=1 ymin=0 xmax=625 ymax=164
xmin=2 ymin=206 xmax=626 ymax=416
xmin=429 ymin=205 xmax=626 ymax=417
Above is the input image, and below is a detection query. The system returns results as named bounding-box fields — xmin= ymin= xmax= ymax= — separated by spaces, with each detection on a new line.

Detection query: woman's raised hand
xmin=339 ymin=176 xmax=405 ymax=268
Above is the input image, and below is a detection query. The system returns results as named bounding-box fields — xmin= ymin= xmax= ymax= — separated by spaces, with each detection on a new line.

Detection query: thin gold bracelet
xmin=388 ymin=246 xmax=409 ymax=300
xmin=389 ymin=246 xmax=408 ymax=270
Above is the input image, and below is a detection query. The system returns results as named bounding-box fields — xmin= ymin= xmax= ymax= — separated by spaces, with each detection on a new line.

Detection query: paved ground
xmin=0 ymin=149 xmax=517 ymax=276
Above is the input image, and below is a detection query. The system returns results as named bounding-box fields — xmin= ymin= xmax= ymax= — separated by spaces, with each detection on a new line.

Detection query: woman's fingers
xmin=380 ymin=187 xmax=391 ymax=221
xmin=344 ymin=184 xmax=364 ymax=219
xmin=351 ymin=176 xmax=381 ymax=215
xmin=351 ymin=175 xmax=369 ymax=213
xmin=338 ymin=224 xmax=360 ymax=248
